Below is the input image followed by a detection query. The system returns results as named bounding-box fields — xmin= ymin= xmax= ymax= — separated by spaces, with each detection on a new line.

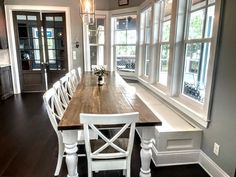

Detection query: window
xmin=138 ymin=0 xmax=221 ymax=127
xmin=182 ymin=0 xmax=216 ymax=103
xmin=140 ymin=8 xmax=152 ymax=77
xmin=112 ymin=15 xmax=137 ymax=73
xmin=88 ymin=16 xmax=105 ymax=66
xmin=157 ymin=0 xmax=173 ymax=86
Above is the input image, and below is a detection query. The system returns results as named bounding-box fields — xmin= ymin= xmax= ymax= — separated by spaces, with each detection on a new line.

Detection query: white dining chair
xmin=60 ymin=75 xmax=73 ymax=100
xmin=80 ymin=112 xmax=139 ymax=177
xmin=43 ymin=88 xmax=66 ymax=176
xmin=43 ymin=88 xmax=98 ymax=176
xmin=71 ymin=69 xmax=79 ymax=88
xmin=66 ymin=72 xmax=76 ymax=93
xmin=53 ymin=80 xmax=69 ymax=109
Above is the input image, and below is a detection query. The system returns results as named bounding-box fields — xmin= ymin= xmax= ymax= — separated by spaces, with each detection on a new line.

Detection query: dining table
xmin=58 ymin=71 xmax=162 ymax=177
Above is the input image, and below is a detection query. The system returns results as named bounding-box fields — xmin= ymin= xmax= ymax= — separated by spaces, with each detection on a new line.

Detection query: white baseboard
xmin=152 ymin=145 xmax=230 ymax=177
xmin=199 ymin=151 xmax=230 ymax=177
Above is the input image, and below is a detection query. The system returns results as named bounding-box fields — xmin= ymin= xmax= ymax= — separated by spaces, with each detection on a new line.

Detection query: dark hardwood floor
xmin=0 ymin=93 xmax=210 ymax=177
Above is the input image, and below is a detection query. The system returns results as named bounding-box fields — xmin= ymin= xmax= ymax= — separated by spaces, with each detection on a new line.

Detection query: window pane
xmin=97 ymin=30 xmax=104 ymax=44
xmin=90 ymin=46 xmax=104 ymax=65
xmin=164 ymin=0 xmax=172 ymax=17
xmin=188 ymin=9 xmax=205 ymax=39
xmin=89 ymin=18 xmax=105 ymax=45
xmin=182 ymin=42 xmax=211 ymax=103
xmin=161 ymin=20 xmax=171 ymax=42
xmin=89 ymin=30 xmax=97 ymax=44
xmin=208 ymin=0 xmax=215 ymax=4
xmin=116 ymin=46 xmax=136 ymax=72
xmin=144 ymin=45 xmax=151 ymax=76
xmin=127 ymin=30 xmax=137 ymax=44
xmin=205 ymin=5 xmax=215 ymax=38
xmin=115 ymin=31 xmax=126 ymax=44
xmin=159 ymin=44 xmax=169 ymax=86
xmin=145 ymin=8 xmax=152 ymax=28
xmin=145 ymin=27 xmax=151 ymax=44
xmin=116 ymin=17 xmax=127 ymax=30
xmin=191 ymin=0 xmax=206 ymax=10
xmin=127 ymin=16 xmax=136 ymax=30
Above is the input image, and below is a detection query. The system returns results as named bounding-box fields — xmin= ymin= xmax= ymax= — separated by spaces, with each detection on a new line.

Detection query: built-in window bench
xmin=128 ymin=82 xmax=202 ymax=166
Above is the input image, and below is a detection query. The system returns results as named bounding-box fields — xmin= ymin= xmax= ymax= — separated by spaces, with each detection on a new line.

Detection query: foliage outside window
xmin=113 ymin=15 xmax=137 ymax=73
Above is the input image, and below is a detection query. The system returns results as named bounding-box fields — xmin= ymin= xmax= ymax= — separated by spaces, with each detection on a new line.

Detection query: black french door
xmin=13 ymin=11 xmax=68 ymax=92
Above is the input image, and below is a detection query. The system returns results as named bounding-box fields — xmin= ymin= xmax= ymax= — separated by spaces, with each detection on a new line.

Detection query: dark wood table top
xmin=58 ymin=71 xmax=162 ymax=130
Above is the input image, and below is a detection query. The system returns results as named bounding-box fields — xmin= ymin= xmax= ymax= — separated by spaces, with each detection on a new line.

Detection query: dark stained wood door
xmin=42 ymin=13 xmax=68 ymax=88
xmin=13 ymin=11 xmax=68 ymax=92
xmin=13 ymin=12 xmax=45 ymax=92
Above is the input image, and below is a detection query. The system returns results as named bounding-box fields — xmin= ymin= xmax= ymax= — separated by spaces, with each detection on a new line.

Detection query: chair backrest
xmin=60 ymin=75 xmax=73 ymax=99
xmin=66 ymin=72 xmax=76 ymax=93
xmin=80 ymin=112 xmax=139 ymax=160
xmin=43 ymin=88 xmax=64 ymax=133
xmin=71 ymin=69 xmax=79 ymax=88
xmin=77 ymin=67 xmax=82 ymax=81
xmin=53 ymin=80 xmax=69 ymax=110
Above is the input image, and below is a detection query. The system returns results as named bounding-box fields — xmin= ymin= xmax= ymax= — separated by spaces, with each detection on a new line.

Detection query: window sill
xmin=138 ymin=77 xmax=209 ymax=128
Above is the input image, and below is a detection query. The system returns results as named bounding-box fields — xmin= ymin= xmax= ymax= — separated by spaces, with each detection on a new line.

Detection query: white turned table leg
xmin=62 ymin=130 xmax=78 ymax=177
xmin=139 ymin=127 xmax=154 ymax=177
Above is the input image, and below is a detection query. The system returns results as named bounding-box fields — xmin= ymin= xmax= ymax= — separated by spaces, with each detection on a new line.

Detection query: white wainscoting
xmin=151 ymin=145 xmax=230 ymax=177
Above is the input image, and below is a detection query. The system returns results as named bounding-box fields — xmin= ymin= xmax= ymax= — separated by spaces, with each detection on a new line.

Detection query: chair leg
xmin=54 ymin=138 xmax=64 ymax=176
xmin=123 ymin=169 xmax=127 ymax=176
xmin=87 ymin=159 xmax=93 ymax=177
xmin=126 ymin=159 xmax=131 ymax=177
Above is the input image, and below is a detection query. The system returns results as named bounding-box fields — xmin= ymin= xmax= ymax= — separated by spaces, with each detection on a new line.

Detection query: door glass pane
xmin=28 ymin=16 xmax=37 ymax=21
xmin=55 ymin=16 xmax=63 ymax=21
xmin=17 ymin=15 xmax=26 ymax=20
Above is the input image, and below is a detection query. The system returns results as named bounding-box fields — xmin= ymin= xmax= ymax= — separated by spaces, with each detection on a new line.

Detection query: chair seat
xmin=91 ymin=138 xmax=129 ymax=155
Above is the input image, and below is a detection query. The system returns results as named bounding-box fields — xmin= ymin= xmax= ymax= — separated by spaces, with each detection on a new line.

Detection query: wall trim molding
xmin=152 ymin=145 xmax=230 ymax=177
xmin=199 ymin=151 xmax=230 ymax=177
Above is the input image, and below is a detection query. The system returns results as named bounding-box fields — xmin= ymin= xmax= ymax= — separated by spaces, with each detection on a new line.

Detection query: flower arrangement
xmin=93 ymin=66 xmax=106 ymax=77
xmin=93 ymin=65 xmax=107 ymax=85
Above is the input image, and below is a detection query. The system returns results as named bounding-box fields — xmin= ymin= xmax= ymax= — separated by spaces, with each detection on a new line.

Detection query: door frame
xmin=5 ymin=5 xmax=72 ymax=94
